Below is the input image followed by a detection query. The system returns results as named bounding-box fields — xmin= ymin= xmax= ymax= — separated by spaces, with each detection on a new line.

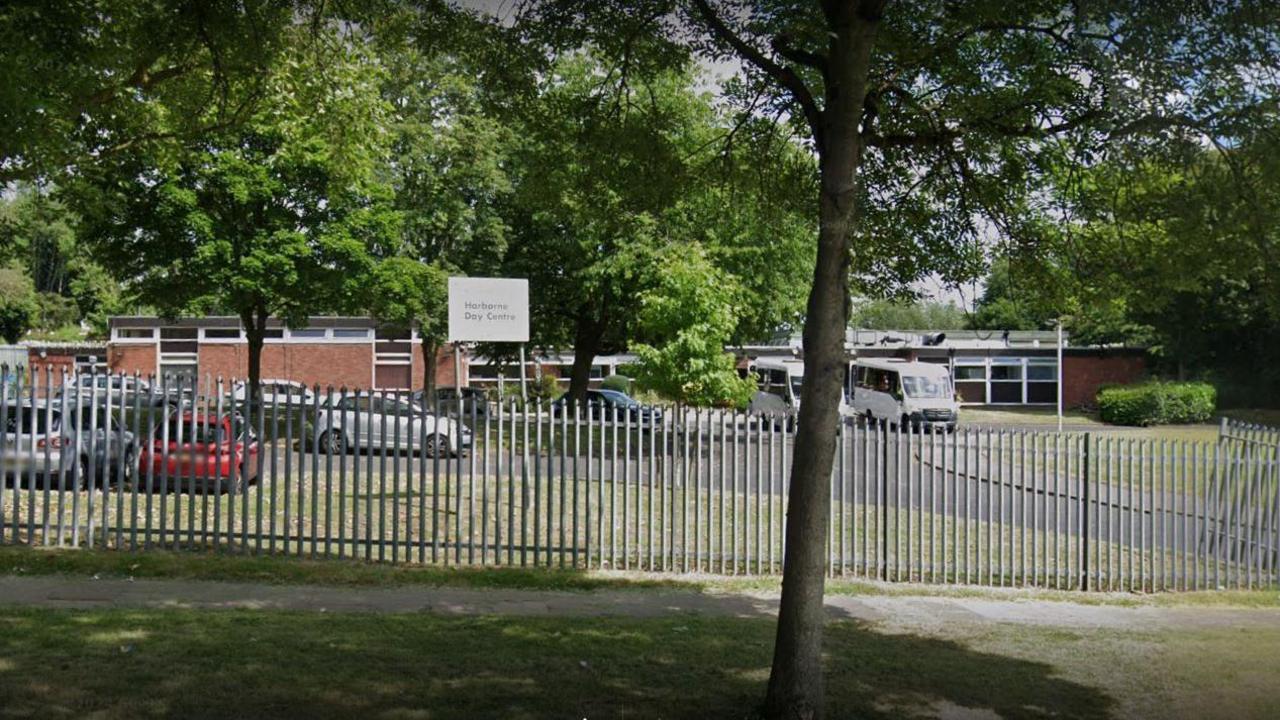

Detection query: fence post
xmin=880 ymin=421 xmax=889 ymax=582
xmin=1081 ymin=433 xmax=1091 ymax=591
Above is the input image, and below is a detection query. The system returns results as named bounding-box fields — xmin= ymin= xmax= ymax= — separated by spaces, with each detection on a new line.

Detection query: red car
xmin=137 ymin=412 xmax=260 ymax=494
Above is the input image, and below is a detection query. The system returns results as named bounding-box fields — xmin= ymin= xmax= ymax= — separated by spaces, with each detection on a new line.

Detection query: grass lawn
xmin=0 ymin=606 xmax=1277 ymax=719
xmin=961 ymin=406 xmax=1108 ymax=427
xmin=2 ymin=544 xmax=1277 ymax=609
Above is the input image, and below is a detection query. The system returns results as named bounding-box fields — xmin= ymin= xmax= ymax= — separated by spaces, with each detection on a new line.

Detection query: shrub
xmin=1096 ymin=382 xmax=1216 ymax=426
xmin=600 ymin=374 xmax=632 ymax=393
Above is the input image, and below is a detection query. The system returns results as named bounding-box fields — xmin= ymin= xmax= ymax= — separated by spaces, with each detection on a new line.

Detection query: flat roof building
xmin=107 ymin=316 xmax=466 ymax=391
xmin=740 ymin=328 xmax=1146 ymax=408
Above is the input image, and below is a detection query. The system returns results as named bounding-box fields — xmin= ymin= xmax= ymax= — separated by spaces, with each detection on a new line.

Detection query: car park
xmin=410 ymin=386 xmax=491 ymax=422
xmin=314 ymin=392 xmax=471 ymax=457
xmin=230 ymin=379 xmax=316 ymax=408
xmin=136 ymin=410 xmax=260 ymax=494
xmin=1 ymin=400 xmax=138 ymax=488
xmin=551 ymin=389 xmax=663 ymax=424
xmin=71 ymin=374 xmax=168 ymax=407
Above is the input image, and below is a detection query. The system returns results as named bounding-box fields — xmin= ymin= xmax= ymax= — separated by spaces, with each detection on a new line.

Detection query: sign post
xmin=448 ymin=276 xmax=532 ymax=497
xmin=448 ymin=276 xmax=531 ymax=395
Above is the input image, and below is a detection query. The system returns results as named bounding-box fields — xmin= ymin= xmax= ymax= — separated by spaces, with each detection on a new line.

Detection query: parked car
xmin=1 ymin=400 xmax=138 ymax=488
xmin=410 ymin=386 xmax=491 ymax=422
xmin=230 ymin=379 xmax=316 ymax=408
xmin=136 ymin=411 xmax=260 ymax=494
xmin=851 ymin=358 xmax=959 ymax=432
xmin=314 ymin=392 xmax=471 ymax=458
xmin=70 ymin=374 xmax=168 ymax=407
xmin=551 ymin=389 xmax=663 ymax=424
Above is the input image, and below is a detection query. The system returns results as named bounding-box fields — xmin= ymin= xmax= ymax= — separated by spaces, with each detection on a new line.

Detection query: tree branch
xmin=687 ymin=0 xmax=825 ymax=151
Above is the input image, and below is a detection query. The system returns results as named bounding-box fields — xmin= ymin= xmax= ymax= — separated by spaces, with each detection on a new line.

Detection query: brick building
xmin=744 ymin=329 xmax=1147 ymax=409
xmin=107 ymin=317 xmax=466 ymax=390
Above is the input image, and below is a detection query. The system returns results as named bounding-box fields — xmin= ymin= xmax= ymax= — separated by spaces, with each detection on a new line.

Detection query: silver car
xmin=314 ymin=392 xmax=471 ymax=458
xmin=1 ymin=401 xmax=138 ymax=488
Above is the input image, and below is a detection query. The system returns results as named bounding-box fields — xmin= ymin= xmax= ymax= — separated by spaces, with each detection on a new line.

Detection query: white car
xmin=314 ymin=392 xmax=471 ymax=458
xmin=851 ymin=358 xmax=959 ymax=431
xmin=231 ymin=379 xmax=316 ymax=408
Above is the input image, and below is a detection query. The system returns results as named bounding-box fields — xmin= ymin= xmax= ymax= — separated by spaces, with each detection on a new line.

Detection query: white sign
xmin=448 ymin=277 xmax=529 ymax=342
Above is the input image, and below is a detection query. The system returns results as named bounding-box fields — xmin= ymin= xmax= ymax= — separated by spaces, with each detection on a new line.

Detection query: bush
xmin=600 ymin=374 xmax=632 ymax=393
xmin=1096 ymin=382 xmax=1216 ymax=426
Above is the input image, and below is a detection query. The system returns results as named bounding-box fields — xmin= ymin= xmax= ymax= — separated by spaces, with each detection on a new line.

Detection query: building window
xmin=203 ymin=328 xmax=242 ymax=340
xmin=953 ymin=359 xmax=987 ymax=404
xmin=158 ymin=350 xmax=199 ymax=388
xmin=115 ymin=328 xmax=155 ymax=340
xmin=289 ymin=328 xmax=327 ymax=339
xmin=1026 ymin=359 xmax=1058 ymax=404
xmin=159 ymin=327 xmax=198 ymax=340
xmin=989 ymin=360 xmax=1023 ymax=403
xmin=332 ymin=328 xmax=371 ymax=339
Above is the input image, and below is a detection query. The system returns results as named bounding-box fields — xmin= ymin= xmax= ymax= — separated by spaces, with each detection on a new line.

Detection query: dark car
xmin=410 ymin=387 xmax=491 ymax=422
xmin=552 ymin=389 xmax=663 ymax=424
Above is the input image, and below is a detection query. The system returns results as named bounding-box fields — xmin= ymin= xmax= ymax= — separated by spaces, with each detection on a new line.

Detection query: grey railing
xmin=1 ymin=367 xmax=1277 ymax=592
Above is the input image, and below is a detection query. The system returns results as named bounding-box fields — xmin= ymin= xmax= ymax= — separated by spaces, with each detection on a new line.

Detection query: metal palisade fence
xmin=1 ymin=368 xmax=1277 ymax=592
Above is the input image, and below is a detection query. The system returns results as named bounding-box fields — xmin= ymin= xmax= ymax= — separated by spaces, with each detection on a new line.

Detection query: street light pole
xmin=1057 ymin=319 xmax=1064 ymax=433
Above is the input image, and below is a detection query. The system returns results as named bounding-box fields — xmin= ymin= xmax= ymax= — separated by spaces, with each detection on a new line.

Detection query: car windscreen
xmin=789 ymin=376 xmax=803 ymax=397
xmin=901 ymin=376 xmax=951 ymax=399
xmin=598 ymin=391 xmax=638 ymax=407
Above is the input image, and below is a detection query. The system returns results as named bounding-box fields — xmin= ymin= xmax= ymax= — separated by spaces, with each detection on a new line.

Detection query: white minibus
xmin=851 ymin=358 xmax=959 ymax=431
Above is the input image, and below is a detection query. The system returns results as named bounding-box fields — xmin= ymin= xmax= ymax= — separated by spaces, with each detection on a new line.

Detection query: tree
xmin=520 ymin=2 xmax=1280 ymax=716
xmin=0 ymin=0 xmax=300 ymax=185
xmin=631 ymin=243 xmax=757 ymax=407
xmin=850 ymin=298 xmax=967 ymax=330
xmin=73 ymin=25 xmax=399 ymax=401
xmin=502 ymin=55 xmax=709 ymax=403
xmin=0 ymin=264 xmax=37 ymax=344
xmin=0 ymin=185 xmax=124 ymax=337
xmin=366 ymin=258 xmax=450 ymax=394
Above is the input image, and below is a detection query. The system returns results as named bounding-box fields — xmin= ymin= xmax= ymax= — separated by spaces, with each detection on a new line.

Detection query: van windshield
xmin=901 ymin=376 xmax=951 ymax=399
xmin=789 ymin=376 xmax=803 ymax=398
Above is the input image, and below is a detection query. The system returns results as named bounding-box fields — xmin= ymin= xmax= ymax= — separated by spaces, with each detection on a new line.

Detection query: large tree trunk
xmin=422 ymin=339 xmax=439 ymax=397
xmin=764 ymin=5 xmax=880 ymax=719
xmin=567 ymin=315 xmax=600 ymax=403
xmin=241 ymin=309 xmax=266 ymax=416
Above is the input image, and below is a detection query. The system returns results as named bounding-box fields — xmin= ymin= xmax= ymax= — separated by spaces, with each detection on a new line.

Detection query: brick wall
xmin=403 ymin=342 xmax=469 ymax=389
xmin=109 ymin=345 xmax=157 ymax=377
xmin=27 ymin=354 xmax=75 ymax=381
xmin=1063 ymin=353 xmax=1147 ymax=408
xmin=277 ymin=344 xmax=373 ymax=389
xmin=107 ymin=339 xmax=469 ymax=390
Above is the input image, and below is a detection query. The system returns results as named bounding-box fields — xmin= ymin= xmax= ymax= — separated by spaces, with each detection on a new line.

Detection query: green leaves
xmin=631 ymin=243 xmax=757 ymax=408
xmin=73 ymin=23 xmax=398 ymax=333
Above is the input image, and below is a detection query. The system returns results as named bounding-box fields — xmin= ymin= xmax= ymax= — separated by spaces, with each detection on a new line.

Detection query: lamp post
xmin=1056 ymin=319 xmax=1064 ymax=433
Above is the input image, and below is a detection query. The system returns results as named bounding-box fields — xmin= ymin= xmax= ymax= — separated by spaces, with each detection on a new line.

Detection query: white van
xmin=749 ymin=358 xmax=855 ymax=419
xmin=752 ymin=359 xmax=805 ymax=411
xmin=852 ymin=358 xmax=959 ymax=431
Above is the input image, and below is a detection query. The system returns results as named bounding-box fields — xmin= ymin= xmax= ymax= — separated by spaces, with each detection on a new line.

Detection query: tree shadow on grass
xmin=0 ymin=607 xmax=1113 ymax=720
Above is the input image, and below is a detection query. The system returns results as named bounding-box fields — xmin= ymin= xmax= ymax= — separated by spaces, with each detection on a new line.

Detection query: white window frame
xmin=111 ymin=327 xmax=157 ymax=344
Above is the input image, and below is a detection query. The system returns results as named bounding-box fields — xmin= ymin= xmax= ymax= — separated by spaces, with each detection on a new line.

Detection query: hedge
xmin=1096 ymin=382 xmax=1216 ymax=426
xmin=600 ymin=374 xmax=632 ymax=393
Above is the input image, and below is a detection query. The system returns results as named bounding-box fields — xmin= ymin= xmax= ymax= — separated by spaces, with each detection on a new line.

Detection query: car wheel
xmin=423 ymin=433 xmax=449 ymax=459
xmin=76 ymin=456 xmax=91 ymax=490
xmin=319 ymin=430 xmax=346 ymax=456
xmin=120 ymin=449 xmax=135 ymax=487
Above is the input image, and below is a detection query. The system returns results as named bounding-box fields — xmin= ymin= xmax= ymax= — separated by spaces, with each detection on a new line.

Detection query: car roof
xmin=856 ymin=358 xmax=951 ymax=377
